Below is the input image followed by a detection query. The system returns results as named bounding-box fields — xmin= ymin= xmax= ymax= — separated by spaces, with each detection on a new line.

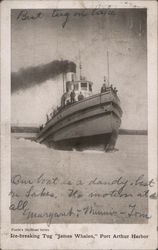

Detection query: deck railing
xmin=48 ymin=88 xmax=120 ymax=120
xmin=39 ymin=88 xmax=121 ymax=136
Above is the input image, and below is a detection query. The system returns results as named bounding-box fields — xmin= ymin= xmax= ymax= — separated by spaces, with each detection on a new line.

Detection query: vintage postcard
xmin=0 ymin=0 xmax=157 ymax=249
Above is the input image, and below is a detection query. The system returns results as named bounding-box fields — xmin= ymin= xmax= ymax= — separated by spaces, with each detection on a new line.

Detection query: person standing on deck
xmin=101 ymin=76 xmax=108 ymax=93
xmin=61 ymin=89 xmax=70 ymax=107
xmin=101 ymin=83 xmax=107 ymax=93
xmin=78 ymin=92 xmax=84 ymax=101
xmin=70 ymin=90 xmax=76 ymax=103
xmin=113 ymin=87 xmax=118 ymax=95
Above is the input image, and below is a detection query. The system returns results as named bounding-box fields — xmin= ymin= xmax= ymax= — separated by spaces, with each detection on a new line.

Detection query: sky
xmin=11 ymin=8 xmax=147 ymax=129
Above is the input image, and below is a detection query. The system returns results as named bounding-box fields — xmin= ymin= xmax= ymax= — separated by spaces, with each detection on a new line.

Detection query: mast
xmin=80 ymin=63 xmax=82 ymax=80
xmin=62 ymin=73 xmax=65 ymax=93
xmin=79 ymin=50 xmax=82 ymax=80
xmin=107 ymin=50 xmax=110 ymax=87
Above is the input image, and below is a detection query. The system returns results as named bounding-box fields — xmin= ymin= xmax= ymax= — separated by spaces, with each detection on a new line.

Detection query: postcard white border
xmin=1 ymin=1 xmax=157 ymax=249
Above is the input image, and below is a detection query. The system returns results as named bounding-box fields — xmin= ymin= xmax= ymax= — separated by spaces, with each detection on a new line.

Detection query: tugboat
xmin=36 ymin=61 xmax=122 ymax=151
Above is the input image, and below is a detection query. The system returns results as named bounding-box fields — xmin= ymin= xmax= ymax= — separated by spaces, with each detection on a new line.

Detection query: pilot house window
xmin=81 ymin=82 xmax=87 ymax=90
xmin=89 ymin=84 xmax=92 ymax=91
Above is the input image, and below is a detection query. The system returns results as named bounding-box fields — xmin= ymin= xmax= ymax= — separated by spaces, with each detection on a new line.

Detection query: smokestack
xmin=11 ymin=60 xmax=76 ymax=93
xmin=64 ymin=61 xmax=76 ymax=83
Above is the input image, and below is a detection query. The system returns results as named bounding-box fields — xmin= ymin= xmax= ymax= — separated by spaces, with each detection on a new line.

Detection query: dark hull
xmin=45 ymin=130 xmax=118 ymax=151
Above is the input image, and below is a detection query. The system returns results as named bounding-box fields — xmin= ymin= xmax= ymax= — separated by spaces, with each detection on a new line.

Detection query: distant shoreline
xmin=119 ymin=129 xmax=147 ymax=135
xmin=11 ymin=126 xmax=148 ymax=136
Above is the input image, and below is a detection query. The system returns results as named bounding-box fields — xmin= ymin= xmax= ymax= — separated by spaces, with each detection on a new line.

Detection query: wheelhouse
xmin=72 ymin=80 xmax=92 ymax=96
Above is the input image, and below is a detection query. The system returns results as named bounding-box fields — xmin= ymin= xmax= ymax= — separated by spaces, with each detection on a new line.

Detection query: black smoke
xmin=11 ymin=60 xmax=76 ymax=93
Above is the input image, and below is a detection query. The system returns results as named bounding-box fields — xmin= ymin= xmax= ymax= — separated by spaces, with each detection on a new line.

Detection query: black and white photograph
xmin=11 ymin=7 xmax=149 ymax=223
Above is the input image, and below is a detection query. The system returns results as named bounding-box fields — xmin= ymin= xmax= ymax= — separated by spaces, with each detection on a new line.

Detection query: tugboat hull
xmin=46 ymin=113 xmax=120 ymax=151
xmin=36 ymin=91 xmax=122 ymax=151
